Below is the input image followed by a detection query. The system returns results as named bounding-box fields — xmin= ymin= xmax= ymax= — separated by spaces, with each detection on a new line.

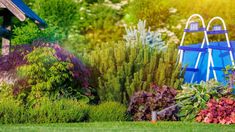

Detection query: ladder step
xmin=210 ymin=67 xmax=224 ymax=71
xmin=184 ymin=28 xmax=206 ymax=33
xmin=207 ymin=30 xmax=228 ymax=35
xmin=179 ymin=46 xmax=206 ymax=52
xmin=208 ymin=45 xmax=233 ymax=51
xmin=183 ymin=68 xmax=199 ymax=72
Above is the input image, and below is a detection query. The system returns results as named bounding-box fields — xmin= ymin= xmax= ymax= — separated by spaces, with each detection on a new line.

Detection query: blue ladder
xmin=178 ymin=14 xmax=210 ymax=83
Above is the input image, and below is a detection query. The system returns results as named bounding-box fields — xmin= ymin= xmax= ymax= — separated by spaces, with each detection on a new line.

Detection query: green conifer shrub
xmin=84 ymin=42 xmax=184 ymax=104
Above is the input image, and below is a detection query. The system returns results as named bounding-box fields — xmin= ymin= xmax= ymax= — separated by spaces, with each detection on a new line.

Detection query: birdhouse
xmin=0 ymin=0 xmax=46 ymax=56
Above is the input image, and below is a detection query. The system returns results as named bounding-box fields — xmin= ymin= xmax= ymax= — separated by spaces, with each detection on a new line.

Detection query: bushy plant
xmin=89 ymin=102 xmax=128 ymax=122
xmin=12 ymin=21 xmax=61 ymax=45
xmin=33 ymin=0 xmax=77 ymax=37
xmin=0 ymin=45 xmax=31 ymax=72
xmin=124 ymin=20 xmax=166 ymax=50
xmin=124 ymin=0 xmax=171 ymax=28
xmin=196 ymin=98 xmax=235 ymax=124
xmin=128 ymin=85 xmax=178 ymax=121
xmin=27 ymin=98 xmax=89 ymax=123
xmin=84 ymin=41 xmax=183 ymax=103
xmin=0 ymin=98 xmax=24 ymax=124
xmin=176 ymin=80 xmax=231 ymax=121
xmin=16 ymin=46 xmax=91 ymax=106
xmin=75 ymin=3 xmax=123 ymax=43
xmin=0 ymin=98 xmax=89 ymax=124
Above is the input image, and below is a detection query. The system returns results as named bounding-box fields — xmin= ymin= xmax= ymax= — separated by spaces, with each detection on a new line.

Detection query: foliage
xmin=27 ymin=98 xmax=89 ymax=123
xmin=124 ymin=20 xmax=166 ymax=50
xmin=89 ymin=102 xmax=128 ymax=122
xmin=12 ymin=21 xmax=61 ymax=45
xmin=74 ymin=3 xmax=123 ymax=43
xmin=124 ymin=0 xmax=171 ymax=28
xmin=223 ymin=65 xmax=235 ymax=93
xmin=128 ymin=85 xmax=178 ymax=121
xmin=84 ymin=41 xmax=183 ymax=103
xmin=110 ymin=0 xmax=121 ymax=4
xmin=13 ymin=43 xmax=91 ymax=106
xmin=0 ymin=98 xmax=24 ymax=124
xmin=0 ymin=98 xmax=89 ymax=124
xmin=176 ymin=80 xmax=231 ymax=121
xmin=0 ymin=83 xmax=14 ymax=98
xmin=33 ymin=0 xmax=77 ymax=37
xmin=196 ymin=98 xmax=235 ymax=124
xmin=0 ymin=45 xmax=30 ymax=72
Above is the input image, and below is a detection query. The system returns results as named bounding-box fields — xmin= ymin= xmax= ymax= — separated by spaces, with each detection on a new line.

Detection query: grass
xmin=0 ymin=122 xmax=235 ymax=132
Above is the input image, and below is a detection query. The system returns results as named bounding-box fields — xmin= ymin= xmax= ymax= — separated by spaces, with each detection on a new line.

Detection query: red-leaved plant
xmin=128 ymin=85 xmax=178 ymax=121
xmin=196 ymin=98 xmax=235 ymax=124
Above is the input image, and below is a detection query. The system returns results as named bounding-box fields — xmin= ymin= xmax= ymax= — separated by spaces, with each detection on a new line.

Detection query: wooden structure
xmin=0 ymin=0 xmax=46 ymax=56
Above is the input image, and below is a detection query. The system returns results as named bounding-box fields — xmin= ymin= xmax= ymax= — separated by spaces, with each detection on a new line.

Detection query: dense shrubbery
xmin=128 ymin=85 xmax=178 ymax=121
xmin=196 ymin=98 xmax=235 ymax=124
xmin=0 ymin=94 xmax=127 ymax=124
xmin=33 ymin=0 xmax=78 ymax=37
xmin=12 ymin=22 xmax=60 ymax=45
xmin=14 ymin=45 xmax=92 ymax=106
xmin=89 ymin=102 xmax=128 ymax=122
xmin=0 ymin=98 xmax=89 ymax=124
xmin=84 ymin=41 xmax=183 ymax=103
xmin=0 ymin=42 xmax=92 ymax=106
xmin=0 ymin=98 xmax=24 ymax=124
xmin=27 ymin=98 xmax=89 ymax=123
xmin=176 ymin=80 xmax=231 ymax=121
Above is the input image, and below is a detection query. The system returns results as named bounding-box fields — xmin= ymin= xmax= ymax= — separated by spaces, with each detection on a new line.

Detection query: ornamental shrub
xmin=176 ymin=80 xmax=231 ymax=121
xmin=89 ymin=102 xmax=128 ymax=122
xmin=16 ymin=46 xmax=91 ymax=106
xmin=33 ymin=0 xmax=77 ymax=37
xmin=12 ymin=21 xmax=60 ymax=45
xmin=124 ymin=0 xmax=171 ymax=28
xmin=0 ymin=98 xmax=89 ymax=124
xmin=128 ymin=85 xmax=178 ymax=121
xmin=27 ymin=98 xmax=89 ymax=123
xmin=196 ymin=98 xmax=235 ymax=124
xmin=0 ymin=98 xmax=24 ymax=124
xmin=84 ymin=42 xmax=183 ymax=103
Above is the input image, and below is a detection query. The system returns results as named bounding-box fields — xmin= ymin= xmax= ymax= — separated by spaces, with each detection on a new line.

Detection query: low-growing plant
xmin=196 ymin=98 xmax=235 ymax=124
xmin=128 ymin=85 xmax=178 ymax=121
xmin=27 ymin=98 xmax=89 ymax=123
xmin=0 ymin=98 xmax=24 ymax=124
xmin=0 ymin=98 xmax=89 ymax=124
xmin=89 ymin=102 xmax=128 ymax=122
xmin=176 ymin=80 xmax=231 ymax=121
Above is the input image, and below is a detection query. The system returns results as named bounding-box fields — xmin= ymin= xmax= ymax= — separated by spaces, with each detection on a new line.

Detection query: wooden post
xmin=2 ymin=9 xmax=12 ymax=56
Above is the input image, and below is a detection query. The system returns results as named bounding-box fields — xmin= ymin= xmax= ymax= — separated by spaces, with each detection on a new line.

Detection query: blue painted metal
xmin=178 ymin=46 xmax=207 ymax=52
xmin=184 ymin=28 xmax=206 ymax=33
xmin=208 ymin=45 xmax=233 ymax=51
xmin=207 ymin=30 xmax=228 ymax=34
xmin=182 ymin=41 xmax=235 ymax=83
xmin=11 ymin=0 xmax=46 ymax=26
xmin=184 ymin=68 xmax=199 ymax=72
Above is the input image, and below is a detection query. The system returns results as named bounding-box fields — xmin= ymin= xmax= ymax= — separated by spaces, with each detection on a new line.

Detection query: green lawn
xmin=0 ymin=122 xmax=235 ymax=132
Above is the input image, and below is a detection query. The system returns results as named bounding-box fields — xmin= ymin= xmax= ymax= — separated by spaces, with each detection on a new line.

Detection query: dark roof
xmin=11 ymin=0 xmax=47 ymax=27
